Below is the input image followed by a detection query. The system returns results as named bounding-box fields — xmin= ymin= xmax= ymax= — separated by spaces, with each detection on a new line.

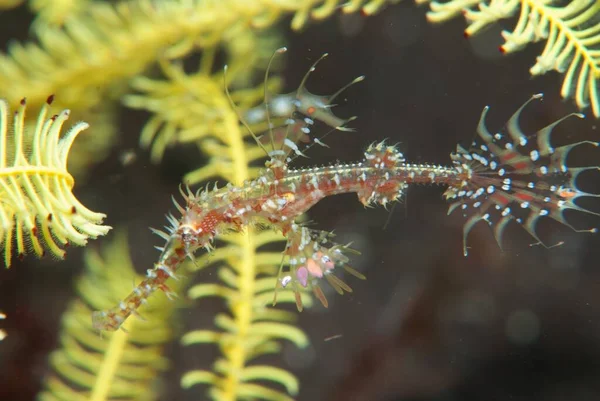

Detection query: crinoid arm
xmin=273 ymin=225 xmax=365 ymax=311
xmin=445 ymin=94 xmax=600 ymax=256
xmin=0 ymin=96 xmax=111 ymax=267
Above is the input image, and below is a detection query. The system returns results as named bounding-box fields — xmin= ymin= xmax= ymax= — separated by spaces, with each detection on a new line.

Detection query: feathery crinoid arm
xmin=0 ymin=96 xmax=111 ymax=267
xmin=155 ymin=52 xmax=311 ymax=401
xmin=0 ymin=0 xmax=22 ymax=10
xmin=29 ymin=0 xmax=90 ymax=27
xmin=421 ymin=0 xmax=600 ymax=117
xmin=0 ymin=0 xmax=397 ymax=116
xmin=39 ymin=230 xmax=179 ymax=401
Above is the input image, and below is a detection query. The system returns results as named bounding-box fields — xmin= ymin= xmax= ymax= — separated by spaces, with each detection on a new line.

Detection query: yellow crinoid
xmin=422 ymin=0 xmax=600 ymax=117
xmin=0 ymin=96 xmax=111 ymax=267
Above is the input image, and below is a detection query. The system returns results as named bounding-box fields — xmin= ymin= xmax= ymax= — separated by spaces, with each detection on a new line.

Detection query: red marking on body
xmin=376 ymin=181 xmax=400 ymax=195
xmin=200 ymin=210 xmax=221 ymax=234
xmin=501 ymin=152 xmax=517 ymax=162
xmin=515 ymin=192 xmax=534 ymax=202
xmin=381 ymin=154 xmax=397 ymax=169
xmin=513 ymin=161 xmax=529 ymax=170
xmin=492 ymin=193 xmax=510 ymax=206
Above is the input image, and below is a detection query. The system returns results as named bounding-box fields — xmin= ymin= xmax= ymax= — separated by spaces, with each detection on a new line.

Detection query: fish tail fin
xmin=445 ymin=94 xmax=600 ymax=256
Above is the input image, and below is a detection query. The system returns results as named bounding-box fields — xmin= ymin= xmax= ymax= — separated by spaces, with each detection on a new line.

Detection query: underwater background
xmin=0 ymin=1 xmax=599 ymax=400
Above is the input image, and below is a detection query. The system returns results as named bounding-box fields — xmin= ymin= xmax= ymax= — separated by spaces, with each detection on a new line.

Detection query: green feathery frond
xmin=0 ymin=97 xmax=110 ymax=267
xmin=39 ymin=230 xmax=180 ymax=401
xmin=421 ymin=0 xmax=600 ymax=117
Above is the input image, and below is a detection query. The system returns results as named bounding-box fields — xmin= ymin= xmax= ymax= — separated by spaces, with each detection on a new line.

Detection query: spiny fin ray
xmin=446 ymin=94 xmax=600 ymax=255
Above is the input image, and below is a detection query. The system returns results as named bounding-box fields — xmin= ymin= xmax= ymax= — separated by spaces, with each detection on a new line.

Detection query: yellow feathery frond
xmin=0 ymin=0 xmax=397 ymax=115
xmin=29 ymin=0 xmax=90 ymax=27
xmin=421 ymin=0 xmax=600 ymax=117
xmin=221 ymin=24 xmax=285 ymax=87
xmin=0 ymin=97 xmax=110 ymax=267
xmin=156 ymin=62 xmax=310 ymax=400
xmin=124 ymin=51 xmax=280 ymax=169
xmin=18 ymin=99 xmax=120 ymax=181
xmin=39 ymin=230 xmax=180 ymax=401
xmin=0 ymin=0 xmax=23 ymax=9
xmin=420 ymin=0 xmax=481 ymax=23
xmin=182 ymin=230 xmax=312 ymax=401
xmin=61 ymin=100 xmax=119 ymax=180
